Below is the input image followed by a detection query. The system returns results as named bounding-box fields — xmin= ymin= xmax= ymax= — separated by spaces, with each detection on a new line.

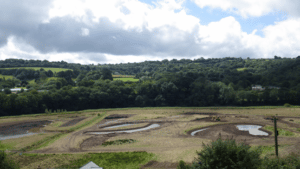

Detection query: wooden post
xmin=274 ymin=116 xmax=278 ymax=157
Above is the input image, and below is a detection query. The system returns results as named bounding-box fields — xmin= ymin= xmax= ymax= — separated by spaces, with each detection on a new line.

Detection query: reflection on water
xmin=90 ymin=124 xmax=160 ymax=134
xmin=104 ymin=124 xmax=134 ymax=129
xmin=236 ymin=125 xmax=268 ymax=136
xmin=0 ymin=132 xmax=38 ymax=140
xmin=191 ymin=128 xmax=208 ymax=136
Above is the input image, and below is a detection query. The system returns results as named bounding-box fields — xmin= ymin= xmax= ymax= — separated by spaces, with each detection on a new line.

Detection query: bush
xmin=4 ymin=88 xmax=11 ymax=94
xmin=178 ymin=136 xmax=263 ymax=169
xmin=259 ymin=153 xmax=300 ymax=169
xmin=284 ymin=103 xmax=292 ymax=107
xmin=0 ymin=150 xmax=20 ymax=169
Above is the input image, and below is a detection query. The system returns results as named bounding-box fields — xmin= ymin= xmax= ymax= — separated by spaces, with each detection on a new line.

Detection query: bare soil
xmin=140 ymin=160 xmax=179 ymax=169
xmin=3 ymin=110 xmax=300 ymax=169
xmin=60 ymin=118 xmax=86 ymax=127
xmin=0 ymin=120 xmax=51 ymax=136
xmin=104 ymin=114 xmax=135 ymax=119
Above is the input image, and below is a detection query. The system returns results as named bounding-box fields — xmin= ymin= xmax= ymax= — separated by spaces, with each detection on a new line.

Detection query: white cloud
xmin=260 ymin=18 xmax=300 ymax=57
xmin=81 ymin=28 xmax=90 ymax=36
xmin=1 ymin=0 xmax=300 ymax=65
xmin=192 ymin=0 xmax=300 ymax=18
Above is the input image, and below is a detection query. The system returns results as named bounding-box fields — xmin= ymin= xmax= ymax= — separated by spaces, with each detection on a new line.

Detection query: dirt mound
xmin=140 ymin=160 xmax=179 ymax=169
xmin=184 ymin=112 xmax=219 ymax=115
xmin=60 ymin=117 xmax=86 ymax=127
xmin=80 ymin=135 xmax=115 ymax=150
xmin=104 ymin=114 xmax=134 ymax=119
xmin=192 ymin=117 xmax=227 ymax=122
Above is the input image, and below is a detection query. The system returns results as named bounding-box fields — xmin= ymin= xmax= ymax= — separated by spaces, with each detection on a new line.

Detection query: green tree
xmin=4 ymin=88 xmax=11 ymax=94
xmin=178 ymin=137 xmax=263 ymax=169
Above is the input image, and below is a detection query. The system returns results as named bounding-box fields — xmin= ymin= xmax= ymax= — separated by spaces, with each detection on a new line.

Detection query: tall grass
xmin=263 ymin=125 xmax=295 ymax=136
xmin=58 ymin=151 xmax=157 ymax=169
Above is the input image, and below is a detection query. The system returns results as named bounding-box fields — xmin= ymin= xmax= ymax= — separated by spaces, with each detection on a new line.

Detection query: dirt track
xmin=3 ymin=111 xmax=300 ymax=168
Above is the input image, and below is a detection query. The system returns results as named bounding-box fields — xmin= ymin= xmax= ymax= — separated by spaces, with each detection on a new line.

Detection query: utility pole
xmin=273 ymin=116 xmax=279 ymax=157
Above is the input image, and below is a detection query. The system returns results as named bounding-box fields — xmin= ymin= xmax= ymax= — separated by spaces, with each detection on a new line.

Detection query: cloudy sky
xmin=0 ymin=0 xmax=299 ymax=64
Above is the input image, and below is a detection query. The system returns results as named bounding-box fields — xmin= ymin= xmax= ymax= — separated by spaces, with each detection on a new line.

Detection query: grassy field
xmin=0 ymin=67 xmax=72 ymax=73
xmin=1 ymin=106 xmax=300 ymax=168
xmin=114 ymin=77 xmax=139 ymax=82
xmin=8 ymin=151 xmax=157 ymax=169
xmin=112 ymin=75 xmax=135 ymax=78
xmin=0 ymin=74 xmax=14 ymax=79
xmin=237 ymin=67 xmax=247 ymax=71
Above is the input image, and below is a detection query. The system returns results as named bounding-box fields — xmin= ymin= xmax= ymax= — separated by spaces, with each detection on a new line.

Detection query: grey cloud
xmin=0 ymin=0 xmax=272 ymax=62
xmin=0 ymin=0 xmax=53 ymax=41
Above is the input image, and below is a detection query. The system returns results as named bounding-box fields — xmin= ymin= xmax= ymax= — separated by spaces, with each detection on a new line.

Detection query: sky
xmin=0 ymin=0 xmax=299 ymax=65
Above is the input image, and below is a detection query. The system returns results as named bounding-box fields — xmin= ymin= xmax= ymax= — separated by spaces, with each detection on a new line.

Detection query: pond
xmin=89 ymin=124 xmax=160 ymax=134
xmin=191 ymin=128 xmax=208 ymax=136
xmin=236 ymin=125 xmax=269 ymax=136
xmin=0 ymin=132 xmax=38 ymax=140
xmin=0 ymin=120 xmax=51 ymax=140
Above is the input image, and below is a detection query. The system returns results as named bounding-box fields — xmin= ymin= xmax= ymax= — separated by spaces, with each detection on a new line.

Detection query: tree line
xmin=0 ymin=56 xmax=300 ymax=116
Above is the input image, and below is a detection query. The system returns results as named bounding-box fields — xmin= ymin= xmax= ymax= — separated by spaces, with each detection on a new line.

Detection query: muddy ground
xmin=0 ymin=120 xmax=51 ymax=136
xmin=2 ymin=110 xmax=300 ymax=169
xmin=60 ymin=117 xmax=86 ymax=127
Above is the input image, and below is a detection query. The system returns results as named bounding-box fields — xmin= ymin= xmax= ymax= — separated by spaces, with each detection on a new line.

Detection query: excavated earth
xmin=2 ymin=112 xmax=300 ymax=169
xmin=60 ymin=117 xmax=86 ymax=127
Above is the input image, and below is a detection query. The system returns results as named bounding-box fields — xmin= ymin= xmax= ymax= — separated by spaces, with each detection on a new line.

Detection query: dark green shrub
xmin=0 ymin=150 xmax=20 ymax=169
xmin=284 ymin=103 xmax=292 ymax=107
xmin=193 ymin=136 xmax=262 ymax=169
xmin=259 ymin=153 xmax=300 ymax=169
xmin=101 ymin=139 xmax=136 ymax=146
xmin=177 ymin=160 xmax=191 ymax=169
xmin=4 ymin=88 xmax=11 ymax=94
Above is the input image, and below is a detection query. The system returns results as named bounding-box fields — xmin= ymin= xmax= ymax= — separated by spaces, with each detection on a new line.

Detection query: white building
xmin=80 ymin=161 xmax=103 ymax=169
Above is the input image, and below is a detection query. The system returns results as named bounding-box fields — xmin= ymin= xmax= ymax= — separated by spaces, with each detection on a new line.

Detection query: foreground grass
xmin=263 ymin=125 xmax=295 ymax=136
xmin=58 ymin=151 xmax=156 ymax=169
xmin=7 ymin=151 xmax=156 ymax=169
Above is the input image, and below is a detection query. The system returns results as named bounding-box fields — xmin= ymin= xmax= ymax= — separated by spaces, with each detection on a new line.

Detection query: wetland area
xmin=1 ymin=107 xmax=300 ymax=169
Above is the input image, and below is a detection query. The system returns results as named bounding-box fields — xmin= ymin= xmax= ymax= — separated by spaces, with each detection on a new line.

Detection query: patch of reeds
xmin=101 ymin=139 xmax=137 ymax=147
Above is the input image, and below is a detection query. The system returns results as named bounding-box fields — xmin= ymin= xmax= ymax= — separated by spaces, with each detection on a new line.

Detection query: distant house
xmin=252 ymin=85 xmax=281 ymax=91
xmin=252 ymin=85 xmax=265 ymax=91
xmin=80 ymin=161 xmax=103 ymax=169
xmin=1 ymin=88 xmax=28 ymax=92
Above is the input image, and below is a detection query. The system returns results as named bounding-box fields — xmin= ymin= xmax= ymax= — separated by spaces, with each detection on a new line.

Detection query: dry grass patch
xmin=11 ymin=153 xmax=85 ymax=169
xmin=214 ymin=108 xmax=300 ymax=117
xmin=43 ymin=116 xmax=94 ymax=131
xmin=177 ymin=115 xmax=209 ymax=121
xmin=1 ymin=133 xmax=56 ymax=151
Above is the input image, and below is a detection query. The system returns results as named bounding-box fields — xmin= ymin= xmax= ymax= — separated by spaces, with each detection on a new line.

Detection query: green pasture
xmin=0 ymin=67 xmax=72 ymax=73
xmin=237 ymin=67 xmax=247 ymax=71
xmin=112 ymin=75 xmax=135 ymax=78
xmin=10 ymin=151 xmax=156 ymax=169
xmin=114 ymin=77 xmax=139 ymax=82
xmin=0 ymin=74 xmax=14 ymax=79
